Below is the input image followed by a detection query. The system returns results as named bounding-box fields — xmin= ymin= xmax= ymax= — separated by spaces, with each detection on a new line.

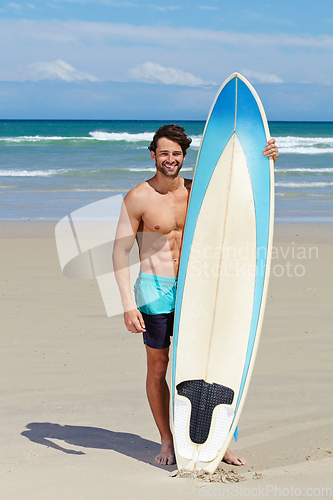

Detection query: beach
xmin=1 ymin=120 xmax=332 ymax=497
xmin=1 ymin=220 xmax=332 ymax=499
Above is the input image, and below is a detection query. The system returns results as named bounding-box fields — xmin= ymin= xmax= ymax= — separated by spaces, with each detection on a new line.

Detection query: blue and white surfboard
xmin=172 ymin=73 xmax=274 ymax=472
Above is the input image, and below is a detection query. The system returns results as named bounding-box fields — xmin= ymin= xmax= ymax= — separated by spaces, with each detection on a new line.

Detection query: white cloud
xmin=1 ymin=20 xmax=333 ymax=51
xmin=51 ymin=0 xmax=89 ymax=3
xmin=8 ymin=2 xmax=21 ymax=9
xmin=241 ymin=70 xmax=284 ymax=84
xmin=128 ymin=62 xmax=215 ymax=87
xmin=22 ymin=59 xmax=100 ymax=82
xmin=61 ymin=22 xmax=333 ymax=50
xmin=53 ymin=0 xmax=137 ymax=4
xmin=152 ymin=5 xmax=180 ymax=11
xmin=198 ymin=5 xmax=219 ymax=10
xmin=0 ymin=20 xmax=332 ymax=87
xmin=101 ymin=0 xmax=137 ymax=6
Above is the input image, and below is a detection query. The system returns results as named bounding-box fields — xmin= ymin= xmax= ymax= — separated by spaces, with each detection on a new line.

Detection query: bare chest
xmin=142 ymin=190 xmax=189 ymax=235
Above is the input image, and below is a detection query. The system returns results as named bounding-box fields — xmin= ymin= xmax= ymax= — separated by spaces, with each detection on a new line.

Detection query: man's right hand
xmin=124 ymin=309 xmax=146 ymax=333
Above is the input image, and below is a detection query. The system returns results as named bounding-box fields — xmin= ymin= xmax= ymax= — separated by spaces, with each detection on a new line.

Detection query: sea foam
xmin=276 ymin=136 xmax=333 ymax=154
xmin=0 ymin=135 xmax=84 ymax=143
xmin=0 ymin=169 xmax=66 ymax=177
xmin=275 ymin=181 xmax=333 ymax=188
xmin=89 ymin=131 xmax=154 ymax=142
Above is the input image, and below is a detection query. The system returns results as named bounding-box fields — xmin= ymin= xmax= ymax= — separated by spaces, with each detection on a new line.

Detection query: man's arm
xmin=112 ymin=189 xmax=146 ymax=333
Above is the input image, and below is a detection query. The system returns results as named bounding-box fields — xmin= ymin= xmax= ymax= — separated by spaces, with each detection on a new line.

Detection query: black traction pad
xmin=176 ymin=379 xmax=234 ymax=445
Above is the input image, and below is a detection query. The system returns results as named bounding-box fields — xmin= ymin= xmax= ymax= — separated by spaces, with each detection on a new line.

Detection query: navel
xmin=155 ymin=225 xmax=160 ymax=230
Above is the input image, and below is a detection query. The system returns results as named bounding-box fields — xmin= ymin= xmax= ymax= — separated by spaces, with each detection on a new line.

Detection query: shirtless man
xmin=113 ymin=124 xmax=279 ymax=466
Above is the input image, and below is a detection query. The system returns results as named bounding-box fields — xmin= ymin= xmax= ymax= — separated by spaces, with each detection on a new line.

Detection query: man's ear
xmin=150 ymin=150 xmax=156 ymax=162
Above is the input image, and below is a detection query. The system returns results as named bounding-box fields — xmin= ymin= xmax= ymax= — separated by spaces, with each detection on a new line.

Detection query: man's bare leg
xmin=145 ymin=346 xmax=245 ymax=467
xmin=145 ymin=345 xmax=175 ymax=465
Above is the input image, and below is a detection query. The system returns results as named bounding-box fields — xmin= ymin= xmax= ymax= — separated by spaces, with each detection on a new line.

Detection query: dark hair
xmin=148 ymin=124 xmax=192 ymax=156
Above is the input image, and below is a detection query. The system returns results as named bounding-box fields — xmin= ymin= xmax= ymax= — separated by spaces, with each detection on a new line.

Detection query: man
xmin=113 ymin=124 xmax=278 ymax=466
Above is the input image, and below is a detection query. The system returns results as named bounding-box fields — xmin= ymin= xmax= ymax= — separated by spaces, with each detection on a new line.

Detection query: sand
xmin=1 ymin=221 xmax=332 ymax=499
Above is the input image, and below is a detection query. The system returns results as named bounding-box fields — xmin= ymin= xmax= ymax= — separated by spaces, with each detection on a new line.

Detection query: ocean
xmin=0 ymin=120 xmax=332 ymax=222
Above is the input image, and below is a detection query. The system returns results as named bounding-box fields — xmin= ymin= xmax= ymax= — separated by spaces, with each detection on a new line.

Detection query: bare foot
xmin=223 ymin=448 xmax=246 ymax=466
xmin=155 ymin=440 xmax=176 ymax=466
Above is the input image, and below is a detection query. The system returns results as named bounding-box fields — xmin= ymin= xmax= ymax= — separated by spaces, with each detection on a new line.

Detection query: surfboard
xmin=172 ymin=73 xmax=275 ymax=473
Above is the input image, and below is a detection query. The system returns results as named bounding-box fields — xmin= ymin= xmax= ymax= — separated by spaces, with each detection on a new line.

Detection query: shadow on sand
xmin=22 ymin=422 xmax=162 ymax=467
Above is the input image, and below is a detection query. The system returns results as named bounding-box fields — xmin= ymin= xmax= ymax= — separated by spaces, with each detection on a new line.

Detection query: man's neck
xmin=151 ymin=172 xmax=183 ymax=194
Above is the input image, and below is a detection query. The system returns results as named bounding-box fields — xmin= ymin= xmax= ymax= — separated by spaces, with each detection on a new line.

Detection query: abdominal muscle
xmin=138 ymin=228 xmax=183 ymax=278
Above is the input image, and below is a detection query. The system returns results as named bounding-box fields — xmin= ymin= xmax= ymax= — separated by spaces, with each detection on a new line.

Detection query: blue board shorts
xmin=134 ymin=272 xmax=177 ymax=349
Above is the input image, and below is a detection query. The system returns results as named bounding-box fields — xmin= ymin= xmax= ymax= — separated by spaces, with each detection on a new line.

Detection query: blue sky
xmin=0 ymin=0 xmax=332 ymax=120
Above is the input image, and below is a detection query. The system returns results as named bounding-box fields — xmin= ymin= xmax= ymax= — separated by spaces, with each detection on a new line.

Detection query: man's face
xmin=151 ymin=137 xmax=185 ymax=178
